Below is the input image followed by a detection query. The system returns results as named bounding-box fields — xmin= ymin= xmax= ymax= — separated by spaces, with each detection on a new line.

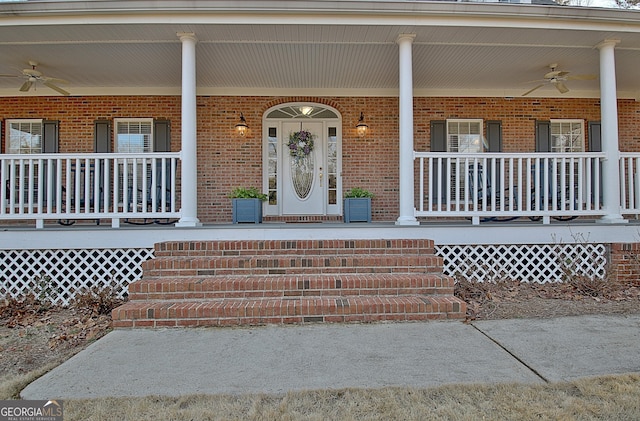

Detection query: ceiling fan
xmin=0 ymin=61 xmax=70 ymax=96
xmin=522 ymin=63 xmax=596 ymax=97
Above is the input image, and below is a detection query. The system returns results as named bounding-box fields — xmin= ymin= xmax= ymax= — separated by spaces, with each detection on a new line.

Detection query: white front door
xmin=282 ymin=121 xmax=324 ymax=215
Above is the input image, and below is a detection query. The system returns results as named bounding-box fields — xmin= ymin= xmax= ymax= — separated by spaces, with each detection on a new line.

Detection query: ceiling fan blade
xmin=44 ymin=77 xmax=69 ymax=84
xmin=522 ymin=84 xmax=544 ymax=96
xmin=43 ymin=81 xmax=70 ymax=96
xmin=0 ymin=74 xmax=21 ymax=78
xmin=20 ymin=80 xmax=33 ymax=92
xmin=544 ymin=70 xmax=570 ymax=79
xmin=567 ymin=74 xmax=597 ymax=81
xmin=553 ymin=81 xmax=569 ymax=94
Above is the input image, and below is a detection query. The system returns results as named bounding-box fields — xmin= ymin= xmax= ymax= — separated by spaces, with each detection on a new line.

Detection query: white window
xmin=5 ymin=119 xmax=42 ymax=154
xmin=446 ymin=119 xmax=484 ymax=153
xmin=446 ymin=119 xmax=484 ymax=201
xmin=114 ymin=118 xmax=153 ymax=153
xmin=550 ymin=120 xmax=584 ymax=153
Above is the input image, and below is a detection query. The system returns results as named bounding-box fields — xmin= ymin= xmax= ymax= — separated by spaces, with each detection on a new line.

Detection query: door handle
xmin=319 ymin=167 xmax=323 ymax=187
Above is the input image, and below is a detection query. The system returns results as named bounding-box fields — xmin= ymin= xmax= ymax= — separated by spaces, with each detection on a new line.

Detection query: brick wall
xmin=2 ymin=95 xmax=640 ymax=222
xmin=609 ymin=243 xmax=640 ymax=286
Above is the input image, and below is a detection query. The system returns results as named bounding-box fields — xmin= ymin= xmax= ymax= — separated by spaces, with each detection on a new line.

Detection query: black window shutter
xmin=486 ymin=121 xmax=502 ymax=152
xmin=430 ymin=120 xmax=447 ymax=152
xmin=430 ymin=120 xmax=447 ymax=201
xmin=153 ymin=120 xmax=171 ymax=152
xmin=94 ymin=120 xmax=111 ymax=153
xmin=486 ymin=121 xmax=503 ymax=191
xmin=588 ymin=121 xmax=603 ymax=205
xmin=535 ymin=121 xmax=551 ymax=152
xmin=588 ymin=121 xmax=601 ymax=152
xmin=40 ymin=120 xmax=59 ymax=203
xmin=42 ymin=120 xmax=59 ymax=153
xmin=153 ymin=120 xmax=172 ymax=209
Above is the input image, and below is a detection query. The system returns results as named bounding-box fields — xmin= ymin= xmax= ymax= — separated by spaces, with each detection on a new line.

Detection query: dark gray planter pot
xmin=232 ymin=198 xmax=263 ymax=223
xmin=343 ymin=198 xmax=371 ymax=223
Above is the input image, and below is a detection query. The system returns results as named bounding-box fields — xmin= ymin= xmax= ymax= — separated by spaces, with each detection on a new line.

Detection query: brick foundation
xmin=610 ymin=243 xmax=640 ymax=286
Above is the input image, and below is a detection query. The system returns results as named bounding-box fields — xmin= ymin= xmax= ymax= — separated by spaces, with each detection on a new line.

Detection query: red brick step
xmin=112 ymin=239 xmax=467 ymax=327
xmin=127 ymin=273 xmax=453 ymax=301
xmin=112 ymin=295 xmax=464 ymax=328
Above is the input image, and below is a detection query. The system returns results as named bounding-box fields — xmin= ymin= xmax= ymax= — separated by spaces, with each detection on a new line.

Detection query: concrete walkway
xmin=22 ymin=314 xmax=640 ymax=400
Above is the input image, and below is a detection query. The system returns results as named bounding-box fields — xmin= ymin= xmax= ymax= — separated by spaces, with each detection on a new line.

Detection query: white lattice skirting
xmin=437 ymin=243 xmax=608 ymax=283
xmin=0 ymin=248 xmax=154 ymax=306
xmin=1 ymin=243 xmax=608 ymax=305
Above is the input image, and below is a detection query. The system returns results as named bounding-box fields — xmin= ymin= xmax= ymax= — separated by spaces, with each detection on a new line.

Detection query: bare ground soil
xmin=455 ymin=276 xmax=640 ymax=321
xmin=0 ymin=292 xmax=121 ymax=396
xmin=1 ymin=279 xmax=639 ymax=398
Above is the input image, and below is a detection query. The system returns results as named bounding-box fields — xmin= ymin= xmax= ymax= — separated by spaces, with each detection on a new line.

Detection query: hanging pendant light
xmin=356 ymin=112 xmax=369 ymax=138
xmin=235 ymin=113 xmax=249 ymax=137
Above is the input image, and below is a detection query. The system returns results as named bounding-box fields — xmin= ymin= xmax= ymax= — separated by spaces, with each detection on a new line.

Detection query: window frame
xmin=114 ymin=118 xmax=154 ymax=153
xmin=446 ymin=119 xmax=484 ymax=153
xmin=5 ymin=119 xmax=43 ymax=154
xmin=550 ymin=119 xmax=585 ymax=153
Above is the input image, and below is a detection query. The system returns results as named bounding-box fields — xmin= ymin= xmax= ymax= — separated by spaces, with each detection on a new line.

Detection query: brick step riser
xmin=112 ymin=296 xmax=465 ymax=328
xmin=114 ymin=313 xmax=451 ymax=328
xmin=128 ymin=288 xmax=454 ymax=301
xmin=142 ymin=268 xmax=443 ymax=277
xmin=152 ymin=249 xmax=437 ymax=258
xmin=151 ymin=239 xmax=436 ymax=258
xmin=141 ymin=256 xmax=444 ymax=273
xmin=127 ymin=275 xmax=453 ymax=295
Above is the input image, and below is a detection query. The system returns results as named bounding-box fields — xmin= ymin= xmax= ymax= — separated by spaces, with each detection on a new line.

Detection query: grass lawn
xmin=52 ymin=374 xmax=640 ymax=420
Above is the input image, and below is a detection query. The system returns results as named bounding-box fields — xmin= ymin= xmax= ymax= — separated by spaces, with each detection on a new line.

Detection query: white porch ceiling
xmin=1 ymin=2 xmax=640 ymax=98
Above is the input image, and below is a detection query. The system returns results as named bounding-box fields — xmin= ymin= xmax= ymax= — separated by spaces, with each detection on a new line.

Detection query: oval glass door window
xmin=291 ymin=155 xmax=313 ymax=199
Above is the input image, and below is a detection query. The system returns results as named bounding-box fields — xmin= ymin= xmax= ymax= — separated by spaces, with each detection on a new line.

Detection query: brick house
xmin=1 ymin=0 xmax=639 ymax=325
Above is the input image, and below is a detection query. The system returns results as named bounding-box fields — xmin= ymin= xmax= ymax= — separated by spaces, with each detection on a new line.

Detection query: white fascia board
xmin=1 ymin=2 xmax=640 ymax=35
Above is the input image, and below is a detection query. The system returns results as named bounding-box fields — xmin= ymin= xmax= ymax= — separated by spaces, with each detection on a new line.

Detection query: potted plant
xmin=344 ymin=187 xmax=374 ymax=223
xmin=230 ymin=187 xmax=268 ymax=224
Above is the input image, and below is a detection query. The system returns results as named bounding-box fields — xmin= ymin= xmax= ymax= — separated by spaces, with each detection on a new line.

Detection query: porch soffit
xmin=0 ymin=4 xmax=639 ymax=98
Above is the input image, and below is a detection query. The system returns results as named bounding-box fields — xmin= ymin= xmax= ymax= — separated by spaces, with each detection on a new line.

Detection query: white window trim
xmin=446 ymin=119 xmax=484 ymax=153
xmin=550 ymin=119 xmax=585 ymax=153
xmin=5 ymin=119 xmax=43 ymax=154
xmin=114 ymin=118 xmax=154 ymax=153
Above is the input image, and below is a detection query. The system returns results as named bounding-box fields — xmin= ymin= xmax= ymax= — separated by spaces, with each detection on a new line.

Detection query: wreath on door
xmin=288 ymin=130 xmax=315 ymax=159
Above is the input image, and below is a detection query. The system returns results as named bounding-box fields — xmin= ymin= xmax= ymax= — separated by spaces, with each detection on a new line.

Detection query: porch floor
xmin=1 ymin=218 xmax=638 ymax=250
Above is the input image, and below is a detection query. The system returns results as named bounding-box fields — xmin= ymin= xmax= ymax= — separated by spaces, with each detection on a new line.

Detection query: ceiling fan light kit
xmin=521 ymin=63 xmax=596 ymax=97
xmin=0 ymin=60 xmax=70 ymax=96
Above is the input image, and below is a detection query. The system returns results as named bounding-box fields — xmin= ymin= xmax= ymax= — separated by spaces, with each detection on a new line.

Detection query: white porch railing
xmin=415 ymin=152 xmax=606 ymax=224
xmin=619 ymin=153 xmax=640 ymax=215
xmin=1 ymin=153 xmax=180 ymax=228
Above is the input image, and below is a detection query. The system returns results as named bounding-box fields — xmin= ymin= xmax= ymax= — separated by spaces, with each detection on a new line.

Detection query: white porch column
xmin=596 ymin=39 xmax=626 ymax=224
xmin=176 ymin=32 xmax=201 ymax=227
xmin=396 ymin=34 xmax=419 ymax=225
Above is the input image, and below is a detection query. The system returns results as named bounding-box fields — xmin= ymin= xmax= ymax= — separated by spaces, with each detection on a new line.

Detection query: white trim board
xmin=1 ymin=222 xmax=639 ymax=250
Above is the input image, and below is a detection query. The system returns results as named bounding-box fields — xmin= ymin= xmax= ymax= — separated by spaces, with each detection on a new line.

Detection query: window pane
xmin=8 ymin=120 xmax=42 ymax=154
xmin=268 ymin=127 xmax=278 ymax=205
xmin=447 ymin=120 xmax=482 ymax=153
xmin=115 ymin=120 xmax=153 ymax=153
xmin=327 ymin=127 xmax=338 ymax=205
xmin=550 ymin=120 xmax=583 ymax=153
